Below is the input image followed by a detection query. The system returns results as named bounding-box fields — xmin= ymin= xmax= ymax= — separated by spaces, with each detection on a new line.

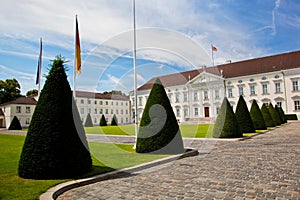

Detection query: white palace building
xmin=130 ymin=50 xmax=300 ymax=123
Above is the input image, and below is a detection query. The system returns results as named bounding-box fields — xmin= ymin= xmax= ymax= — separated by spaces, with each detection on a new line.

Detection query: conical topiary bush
xmin=99 ymin=114 xmax=107 ymax=126
xmin=111 ymin=114 xmax=118 ymax=126
xmin=275 ymin=105 xmax=284 ymax=125
xmin=250 ymin=99 xmax=267 ymax=130
xmin=8 ymin=116 xmax=22 ymax=130
xmin=268 ymin=103 xmax=281 ymax=126
xmin=84 ymin=113 xmax=93 ymax=127
xmin=136 ymin=78 xmax=184 ymax=154
xmin=213 ymin=97 xmax=242 ymax=138
xmin=18 ymin=56 xmax=92 ymax=179
xmin=261 ymin=104 xmax=275 ymax=127
xmin=278 ymin=107 xmax=287 ymax=123
xmin=235 ymin=95 xmax=255 ymax=133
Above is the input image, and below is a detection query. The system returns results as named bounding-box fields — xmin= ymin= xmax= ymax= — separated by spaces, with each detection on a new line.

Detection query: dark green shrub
xmin=84 ymin=113 xmax=93 ymax=127
xmin=261 ymin=104 xmax=275 ymax=127
xmin=213 ymin=97 xmax=242 ymax=138
xmin=235 ymin=95 xmax=255 ymax=133
xmin=250 ymin=100 xmax=267 ymax=130
xmin=18 ymin=56 xmax=92 ymax=179
xmin=136 ymin=78 xmax=184 ymax=154
xmin=268 ymin=103 xmax=281 ymax=126
xmin=99 ymin=114 xmax=107 ymax=126
xmin=8 ymin=116 xmax=22 ymax=130
xmin=275 ymin=105 xmax=284 ymax=124
xmin=285 ymin=114 xmax=298 ymax=120
xmin=278 ymin=107 xmax=287 ymax=123
xmin=111 ymin=114 xmax=118 ymax=126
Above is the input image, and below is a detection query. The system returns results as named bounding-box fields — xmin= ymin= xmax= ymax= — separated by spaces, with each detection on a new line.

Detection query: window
xmin=105 ymin=101 xmax=108 ymax=105
xmin=238 ymin=80 xmax=243 ymax=83
xmin=277 ymin=102 xmax=282 ymax=108
xmin=262 ymin=76 xmax=267 ymax=80
xmin=250 ymin=85 xmax=256 ymax=95
xmin=176 ymin=108 xmax=180 ymax=117
xmin=88 ymin=108 xmax=91 ymax=114
xmin=184 ymin=108 xmax=188 ymax=117
xmin=16 ymin=106 xmax=21 ymax=113
xmin=216 ymin=107 xmax=220 ymax=114
xmin=194 ymin=108 xmax=198 ymax=116
xmin=116 ymin=109 xmax=119 ymax=114
xmin=250 ymin=78 xmax=255 ymax=82
xmin=80 ymin=108 xmax=84 ymax=114
xmin=94 ymin=100 xmax=97 ymax=105
xmin=204 ymin=91 xmax=209 ymax=100
xmin=105 ymin=109 xmax=108 ymax=114
xmin=81 ymin=99 xmax=84 ymax=104
xmin=26 ymin=118 xmax=30 ymax=125
xmin=228 ymin=88 xmax=233 ymax=98
xmin=293 ymin=80 xmax=299 ymax=91
xmin=94 ymin=109 xmax=97 ymax=114
xmin=175 ymin=93 xmax=180 ymax=103
xmin=100 ymin=101 xmax=103 ymax=105
xmin=26 ymin=106 xmax=30 ymax=113
xmin=194 ymin=92 xmax=198 ymax=101
xmin=111 ymin=109 xmax=113 ymax=114
xmin=116 ymin=102 xmax=119 ymax=106
xmin=239 ymin=87 xmax=244 ymax=96
xmin=183 ymin=93 xmax=188 ymax=102
xmin=262 ymin=84 xmax=268 ymax=94
xmin=126 ymin=110 xmax=128 ymax=114
xmin=88 ymin=100 xmax=91 ymax=104
xmin=168 ymin=94 xmax=173 ymax=103
xmin=111 ymin=101 xmax=114 ymax=105
xmin=275 ymin=82 xmax=281 ymax=93
xmin=139 ymin=97 xmax=143 ymax=106
xmin=100 ymin=109 xmax=103 ymax=114
xmin=215 ymin=90 xmax=219 ymax=99
xmin=274 ymin=75 xmax=280 ymax=79
xmin=294 ymin=100 xmax=300 ymax=110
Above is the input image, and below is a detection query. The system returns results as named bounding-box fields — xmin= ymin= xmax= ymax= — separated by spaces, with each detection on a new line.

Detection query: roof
xmin=0 ymin=96 xmax=37 ymax=106
xmin=75 ymin=91 xmax=130 ymax=101
xmin=138 ymin=50 xmax=300 ymax=91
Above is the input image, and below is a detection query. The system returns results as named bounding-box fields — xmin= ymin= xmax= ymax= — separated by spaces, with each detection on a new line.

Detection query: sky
xmin=0 ymin=0 xmax=299 ymax=95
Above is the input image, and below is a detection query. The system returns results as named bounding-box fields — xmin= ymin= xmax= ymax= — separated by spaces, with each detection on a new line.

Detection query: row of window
xmin=80 ymin=108 xmax=129 ymax=115
xmin=79 ymin=99 xmax=129 ymax=106
xmin=16 ymin=106 xmax=31 ymax=114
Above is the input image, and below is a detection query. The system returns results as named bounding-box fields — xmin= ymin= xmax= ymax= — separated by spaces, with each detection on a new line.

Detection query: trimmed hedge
xmin=18 ymin=56 xmax=92 ymax=179
xmin=8 ymin=116 xmax=22 ymax=130
xmin=285 ymin=114 xmax=298 ymax=120
xmin=111 ymin=114 xmax=118 ymax=126
xmin=213 ymin=97 xmax=242 ymax=138
xmin=235 ymin=95 xmax=255 ymax=133
xmin=268 ymin=103 xmax=281 ymax=126
xmin=278 ymin=107 xmax=287 ymax=123
xmin=84 ymin=113 xmax=93 ymax=127
xmin=261 ymin=104 xmax=275 ymax=127
xmin=250 ymin=100 xmax=267 ymax=130
xmin=136 ymin=78 xmax=184 ymax=154
xmin=99 ymin=114 xmax=107 ymax=126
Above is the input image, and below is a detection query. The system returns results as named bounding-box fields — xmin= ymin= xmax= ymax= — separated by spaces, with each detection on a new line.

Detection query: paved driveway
xmin=57 ymin=121 xmax=300 ymax=199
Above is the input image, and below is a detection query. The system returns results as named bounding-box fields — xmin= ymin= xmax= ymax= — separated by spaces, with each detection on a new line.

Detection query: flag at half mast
xmin=75 ymin=15 xmax=81 ymax=74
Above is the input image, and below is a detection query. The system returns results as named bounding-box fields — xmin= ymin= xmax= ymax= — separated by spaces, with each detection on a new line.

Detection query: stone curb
xmin=40 ymin=148 xmax=199 ymax=200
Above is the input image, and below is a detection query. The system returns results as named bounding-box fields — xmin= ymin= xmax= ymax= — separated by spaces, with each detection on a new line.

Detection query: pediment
xmin=189 ymin=71 xmax=223 ymax=84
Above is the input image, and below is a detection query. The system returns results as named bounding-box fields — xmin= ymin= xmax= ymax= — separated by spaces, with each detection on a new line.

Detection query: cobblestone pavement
xmin=57 ymin=122 xmax=300 ymax=200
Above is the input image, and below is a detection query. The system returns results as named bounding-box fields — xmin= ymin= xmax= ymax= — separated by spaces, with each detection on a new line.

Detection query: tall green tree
xmin=261 ymin=104 xmax=275 ymax=127
xmin=0 ymin=78 xmax=22 ymax=104
xmin=26 ymin=89 xmax=38 ymax=97
xmin=250 ymin=100 xmax=267 ymax=130
xmin=99 ymin=114 xmax=107 ymax=126
xmin=111 ymin=114 xmax=118 ymax=126
xmin=235 ymin=95 xmax=255 ymax=133
xmin=84 ymin=113 xmax=93 ymax=127
xmin=18 ymin=56 xmax=92 ymax=179
xmin=268 ymin=103 xmax=281 ymax=126
xmin=136 ymin=78 xmax=184 ymax=154
xmin=213 ymin=97 xmax=242 ymax=138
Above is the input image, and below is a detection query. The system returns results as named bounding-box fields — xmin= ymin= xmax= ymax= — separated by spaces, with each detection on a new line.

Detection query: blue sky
xmin=0 ymin=0 xmax=299 ymax=95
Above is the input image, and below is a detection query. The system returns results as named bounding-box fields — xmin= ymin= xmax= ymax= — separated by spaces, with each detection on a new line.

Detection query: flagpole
xmin=211 ymin=44 xmax=215 ymax=67
xmin=36 ymin=37 xmax=42 ymax=99
xmin=133 ymin=0 xmax=138 ymax=149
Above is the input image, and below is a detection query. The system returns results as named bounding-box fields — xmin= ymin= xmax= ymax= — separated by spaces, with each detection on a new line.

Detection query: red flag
xmin=75 ymin=15 xmax=81 ymax=74
xmin=211 ymin=44 xmax=217 ymax=52
xmin=36 ymin=38 xmax=42 ymax=84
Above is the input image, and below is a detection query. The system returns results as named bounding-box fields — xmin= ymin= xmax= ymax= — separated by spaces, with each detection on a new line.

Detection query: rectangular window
xmin=26 ymin=118 xmax=30 ymax=125
xmin=100 ymin=109 xmax=103 ymax=114
xmin=88 ymin=100 xmax=91 ymax=104
xmin=295 ymin=100 xmax=300 ymax=110
xmin=116 ymin=109 xmax=119 ymax=114
xmin=228 ymin=88 xmax=233 ymax=98
xmin=184 ymin=108 xmax=188 ymax=117
xmin=250 ymin=85 xmax=256 ymax=95
xmin=262 ymin=84 xmax=268 ymax=94
xmin=176 ymin=108 xmax=180 ymax=117
xmin=204 ymin=91 xmax=209 ymax=100
xmin=94 ymin=100 xmax=97 ymax=105
xmin=239 ymin=87 xmax=244 ymax=96
xmin=215 ymin=90 xmax=219 ymax=99
xmin=80 ymin=108 xmax=84 ymax=114
xmin=16 ymin=106 xmax=21 ymax=113
xmin=175 ymin=93 xmax=180 ymax=103
xmin=111 ymin=109 xmax=113 ymax=114
xmin=105 ymin=109 xmax=108 ymax=114
xmin=139 ymin=97 xmax=143 ymax=106
xmin=111 ymin=101 xmax=114 ymax=105
xmin=81 ymin=99 xmax=84 ymax=104
xmin=277 ymin=102 xmax=282 ymax=108
xmin=100 ymin=101 xmax=103 ymax=105
xmin=26 ymin=106 xmax=30 ymax=113
xmin=88 ymin=108 xmax=91 ymax=114
xmin=275 ymin=82 xmax=281 ymax=93
xmin=116 ymin=102 xmax=119 ymax=106
xmin=105 ymin=101 xmax=108 ymax=105
xmin=94 ymin=109 xmax=97 ymax=114
xmin=183 ymin=93 xmax=188 ymax=102
xmin=293 ymin=80 xmax=299 ymax=91
xmin=194 ymin=108 xmax=198 ymax=116
xmin=194 ymin=92 xmax=198 ymax=101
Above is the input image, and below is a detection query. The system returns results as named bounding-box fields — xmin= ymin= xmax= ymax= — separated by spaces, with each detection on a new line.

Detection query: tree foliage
xmin=84 ymin=113 xmax=93 ymax=127
xmin=136 ymin=78 xmax=184 ymax=154
xmin=26 ymin=89 xmax=38 ymax=97
xmin=278 ymin=107 xmax=287 ymax=123
xmin=111 ymin=114 xmax=118 ymax=126
xmin=261 ymin=104 xmax=275 ymax=127
xmin=18 ymin=56 xmax=92 ymax=179
xmin=99 ymin=114 xmax=107 ymax=126
xmin=8 ymin=116 xmax=22 ymax=130
xmin=235 ymin=95 xmax=255 ymax=133
xmin=268 ymin=103 xmax=281 ymax=126
xmin=0 ymin=78 xmax=22 ymax=104
xmin=213 ymin=97 xmax=242 ymax=138
xmin=250 ymin=100 xmax=267 ymax=130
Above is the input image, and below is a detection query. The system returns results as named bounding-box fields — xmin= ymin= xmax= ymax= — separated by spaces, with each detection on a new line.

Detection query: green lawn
xmin=0 ymin=134 xmax=167 ymax=200
xmin=85 ymin=124 xmax=215 ymax=138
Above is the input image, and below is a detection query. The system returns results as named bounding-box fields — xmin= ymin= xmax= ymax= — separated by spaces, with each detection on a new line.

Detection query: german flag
xmin=75 ymin=15 xmax=81 ymax=74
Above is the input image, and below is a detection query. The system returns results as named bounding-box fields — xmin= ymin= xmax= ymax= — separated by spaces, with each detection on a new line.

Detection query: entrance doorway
xmin=204 ymin=107 xmax=209 ymax=117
